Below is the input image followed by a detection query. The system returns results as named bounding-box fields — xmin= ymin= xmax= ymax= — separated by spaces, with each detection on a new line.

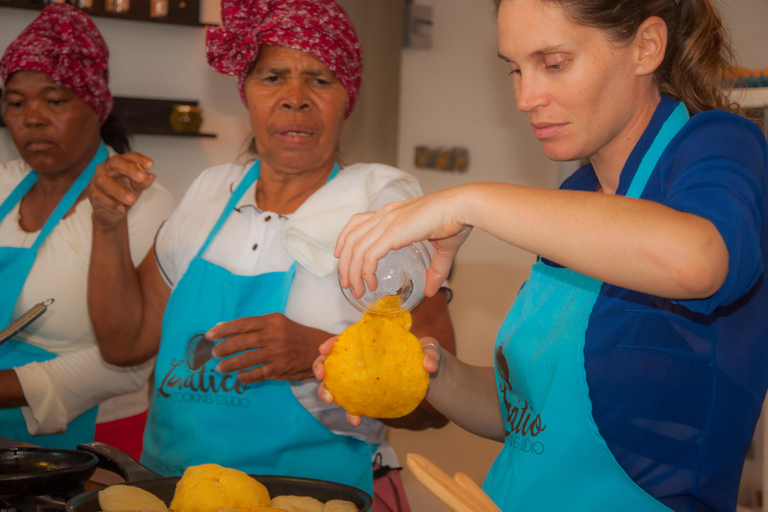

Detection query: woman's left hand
xmin=206 ymin=313 xmax=331 ymax=383
xmin=313 ymin=336 xmax=442 ymax=427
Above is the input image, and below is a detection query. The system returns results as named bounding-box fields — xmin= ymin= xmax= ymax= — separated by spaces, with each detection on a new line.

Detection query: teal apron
xmin=142 ymin=160 xmax=374 ymax=495
xmin=0 ymin=142 xmax=107 ymax=449
xmin=483 ymin=102 xmax=690 ymax=510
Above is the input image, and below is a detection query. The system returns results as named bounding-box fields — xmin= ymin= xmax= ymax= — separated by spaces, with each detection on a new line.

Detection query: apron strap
xmin=625 ymin=102 xmax=690 ymax=199
xmin=196 ymin=161 xmax=341 ymax=258
xmin=31 ymin=142 xmax=109 ymax=250
xmin=0 ymin=172 xmax=37 ymax=223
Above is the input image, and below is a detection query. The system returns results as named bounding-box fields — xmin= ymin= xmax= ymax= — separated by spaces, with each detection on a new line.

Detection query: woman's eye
xmin=544 ymin=57 xmax=569 ymax=71
xmin=314 ymin=78 xmax=331 ymax=86
xmin=48 ymin=99 xmax=66 ymax=106
xmin=263 ymin=75 xmax=281 ymax=83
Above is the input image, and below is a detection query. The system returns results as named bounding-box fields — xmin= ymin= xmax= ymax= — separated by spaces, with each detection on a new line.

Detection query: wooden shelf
xmin=732 ymin=87 xmax=768 ymax=108
xmin=0 ymin=0 xmax=205 ymax=27
xmin=0 ymin=95 xmax=217 ymax=138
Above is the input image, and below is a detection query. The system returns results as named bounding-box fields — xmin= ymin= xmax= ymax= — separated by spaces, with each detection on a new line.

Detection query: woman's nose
xmin=23 ymin=103 xmax=47 ymax=127
xmin=515 ymin=74 xmax=547 ymax=113
xmin=280 ymin=81 xmax=312 ymax=111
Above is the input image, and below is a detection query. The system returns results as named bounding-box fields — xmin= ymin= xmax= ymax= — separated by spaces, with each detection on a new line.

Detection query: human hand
xmin=313 ymin=336 xmax=442 ymax=427
xmin=334 ymin=190 xmax=472 ymax=300
xmin=207 ymin=313 xmax=331 ymax=383
xmin=90 ymin=152 xmax=156 ymax=227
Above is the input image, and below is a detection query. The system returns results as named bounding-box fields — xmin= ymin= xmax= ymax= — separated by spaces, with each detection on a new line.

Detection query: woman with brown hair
xmin=325 ymin=0 xmax=768 ymax=510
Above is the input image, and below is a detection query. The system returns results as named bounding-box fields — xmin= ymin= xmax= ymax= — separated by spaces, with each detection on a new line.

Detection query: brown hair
xmin=492 ymin=0 xmax=742 ymax=115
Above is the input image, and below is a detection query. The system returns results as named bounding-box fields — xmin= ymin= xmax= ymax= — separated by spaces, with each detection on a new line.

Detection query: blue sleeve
xmin=662 ymin=112 xmax=768 ymax=314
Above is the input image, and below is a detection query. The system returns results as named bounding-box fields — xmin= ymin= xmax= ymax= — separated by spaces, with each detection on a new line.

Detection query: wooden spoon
xmin=406 ymin=453 xmax=501 ymax=512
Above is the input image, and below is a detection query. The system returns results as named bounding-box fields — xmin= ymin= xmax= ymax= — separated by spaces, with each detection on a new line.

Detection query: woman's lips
xmin=24 ymin=138 xmax=55 ymax=151
xmin=275 ymin=125 xmax=315 ymax=144
xmin=531 ymin=122 xmax=566 ymax=139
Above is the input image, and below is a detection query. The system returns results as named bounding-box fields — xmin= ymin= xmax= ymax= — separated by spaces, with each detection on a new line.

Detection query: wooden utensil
xmin=406 ymin=453 xmax=501 ymax=512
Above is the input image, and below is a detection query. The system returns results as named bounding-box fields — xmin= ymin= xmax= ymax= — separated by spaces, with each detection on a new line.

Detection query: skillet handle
xmin=77 ymin=442 xmax=162 ymax=483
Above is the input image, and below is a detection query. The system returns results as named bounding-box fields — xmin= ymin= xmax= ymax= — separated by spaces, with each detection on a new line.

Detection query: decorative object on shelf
xmin=149 ymin=0 xmax=167 ymax=17
xmin=1 ymin=0 xmax=203 ymax=27
xmin=104 ymin=0 xmax=129 ymax=13
xmin=729 ymin=67 xmax=768 ymax=88
xmin=414 ymin=145 xmax=469 ymax=172
xmin=169 ymin=104 xmax=203 ymax=133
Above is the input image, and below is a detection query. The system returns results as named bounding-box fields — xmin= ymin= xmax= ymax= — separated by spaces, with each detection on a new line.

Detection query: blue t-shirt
xmin=554 ymin=96 xmax=768 ymax=512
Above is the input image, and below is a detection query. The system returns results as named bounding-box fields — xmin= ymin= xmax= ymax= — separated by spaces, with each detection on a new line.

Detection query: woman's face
xmin=2 ymin=71 xmax=100 ymax=175
xmin=498 ymin=0 xmax=650 ymax=164
xmin=244 ymin=45 xmax=348 ymax=175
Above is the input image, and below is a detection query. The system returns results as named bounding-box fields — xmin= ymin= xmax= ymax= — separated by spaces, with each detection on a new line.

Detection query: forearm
xmin=88 ymin=219 xmax=147 ymax=364
xmin=427 ymin=350 xmax=505 ymax=441
xmin=0 ymin=370 xmax=26 ymax=407
xmin=459 ymin=183 xmax=728 ymax=299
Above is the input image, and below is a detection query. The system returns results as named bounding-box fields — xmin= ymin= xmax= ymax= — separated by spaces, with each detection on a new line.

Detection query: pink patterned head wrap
xmin=0 ymin=4 xmax=112 ymax=125
xmin=206 ymin=0 xmax=363 ymax=118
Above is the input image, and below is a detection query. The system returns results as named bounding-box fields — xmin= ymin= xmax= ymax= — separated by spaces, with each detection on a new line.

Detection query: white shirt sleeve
xmin=14 ymin=347 xmax=155 ymax=435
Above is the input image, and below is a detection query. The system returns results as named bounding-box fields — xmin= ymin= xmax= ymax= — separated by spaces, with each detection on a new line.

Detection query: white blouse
xmin=0 ymin=156 xmax=176 ymax=433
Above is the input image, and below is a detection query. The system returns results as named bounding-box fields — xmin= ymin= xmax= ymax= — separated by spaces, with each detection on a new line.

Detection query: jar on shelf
xmin=150 ymin=0 xmax=168 ymax=17
xmin=104 ymin=0 xmax=129 ymax=13
xmin=169 ymin=105 xmax=203 ymax=133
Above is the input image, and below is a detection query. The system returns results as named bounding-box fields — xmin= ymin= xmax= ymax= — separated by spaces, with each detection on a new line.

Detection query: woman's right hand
xmin=90 ymin=152 xmax=156 ymax=227
xmin=335 ymin=187 xmax=473 ymax=300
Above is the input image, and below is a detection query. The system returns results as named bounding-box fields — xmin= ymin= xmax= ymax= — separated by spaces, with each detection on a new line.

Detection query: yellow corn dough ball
xmin=324 ymin=307 xmax=428 ymax=418
xmin=169 ymin=463 xmax=270 ymax=512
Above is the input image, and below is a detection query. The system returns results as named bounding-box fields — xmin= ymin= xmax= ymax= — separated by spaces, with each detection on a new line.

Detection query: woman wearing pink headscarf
xmin=88 ymin=0 xmax=454 ymax=507
xmin=0 ymin=4 xmax=175 ymax=457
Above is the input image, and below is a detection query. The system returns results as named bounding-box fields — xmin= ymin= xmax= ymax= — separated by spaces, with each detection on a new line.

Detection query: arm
xmin=424 ymin=347 xmax=504 ymax=441
xmin=0 ymin=370 xmax=26 ymax=407
xmin=89 ymin=153 xmax=171 ymax=365
xmin=380 ymin=288 xmax=456 ymax=430
xmin=337 ymin=183 xmax=728 ymax=302
xmin=7 ymin=347 xmax=154 ymax=434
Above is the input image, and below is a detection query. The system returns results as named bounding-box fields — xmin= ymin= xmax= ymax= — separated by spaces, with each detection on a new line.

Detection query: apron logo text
xmin=157 ymin=359 xmax=250 ymax=403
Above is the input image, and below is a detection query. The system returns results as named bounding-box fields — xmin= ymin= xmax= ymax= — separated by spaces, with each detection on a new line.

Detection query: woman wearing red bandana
xmin=0 ymin=4 xmax=175 ymax=457
xmin=87 ymin=0 xmax=454 ymax=509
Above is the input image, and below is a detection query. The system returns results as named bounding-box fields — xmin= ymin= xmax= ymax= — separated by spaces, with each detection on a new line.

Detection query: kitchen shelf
xmin=0 ymin=0 xmax=205 ymax=27
xmin=732 ymin=87 xmax=768 ymax=108
xmin=0 ymin=95 xmax=217 ymax=138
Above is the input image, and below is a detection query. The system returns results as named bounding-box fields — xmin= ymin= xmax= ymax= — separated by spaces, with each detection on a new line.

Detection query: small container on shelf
xmin=169 ymin=104 xmax=203 ymax=133
xmin=104 ymin=0 xmax=129 ymax=13
xmin=150 ymin=0 xmax=168 ymax=18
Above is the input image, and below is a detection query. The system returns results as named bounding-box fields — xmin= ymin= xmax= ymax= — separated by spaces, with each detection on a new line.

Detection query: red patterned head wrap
xmin=0 ymin=4 xmax=112 ymax=125
xmin=206 ymin=0 xmax=363 ymax=118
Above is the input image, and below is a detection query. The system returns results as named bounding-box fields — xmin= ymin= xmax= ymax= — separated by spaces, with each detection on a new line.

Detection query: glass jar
xmin=150 ymin=0 xmax=168 ymax=17
xmin=169 ymin=105 xmax=203 ymax=133
xmin=104 ymin=0 xmax=129 ymax=13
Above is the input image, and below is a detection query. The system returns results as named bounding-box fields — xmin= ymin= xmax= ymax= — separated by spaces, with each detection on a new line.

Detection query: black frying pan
xmin=0 ymin=447 xmax=98 ymax=500
xmin=67 ymin=442 xmax=373 ymax=512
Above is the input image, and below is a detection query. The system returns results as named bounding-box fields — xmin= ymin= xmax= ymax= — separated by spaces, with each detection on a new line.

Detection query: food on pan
xmin=169 ymin=463 xmax=270 ymax=512
xmin=97 ymin=484 xmax=169 ymax=511
xmin=228 ymin=508 xmax=286 ymax=512
xmin=323 ymin=297 xmax=429 ymax=418
xmin=271 ymin=495 xmax=323 ymax=512
xmin=321 ymin=500 xmax=358 ymax=512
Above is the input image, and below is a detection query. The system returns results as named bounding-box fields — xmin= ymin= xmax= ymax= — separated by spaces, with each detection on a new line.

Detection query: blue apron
xmin=0 ymin=142 xmax=108 ymax=449
xmin=142 ymin=160 xmax=375 ymax=495
xmin=483 ymin=102 xmax=690 ymax=511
